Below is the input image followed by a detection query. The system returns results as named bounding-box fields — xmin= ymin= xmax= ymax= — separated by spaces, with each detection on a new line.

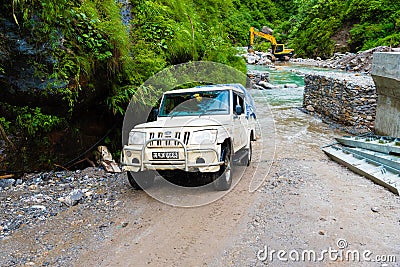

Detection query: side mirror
xmin=147 ymin=108 xmax=159 ymax=122
xmin=235 ymin=105 xmax=243 ymax=115
xmin=152 ymin=108 xmax=159 ymax=117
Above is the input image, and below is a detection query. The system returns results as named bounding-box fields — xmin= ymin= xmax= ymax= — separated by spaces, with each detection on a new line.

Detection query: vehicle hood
xmin=134 ymin=116 xmax=227 ymax=130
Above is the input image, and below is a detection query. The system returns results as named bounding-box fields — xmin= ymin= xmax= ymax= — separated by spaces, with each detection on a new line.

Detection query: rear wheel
xmin=213 ymin=146 xmax=232 ymax=191
xmin=127 ymin=171 xmax=155 ymax=190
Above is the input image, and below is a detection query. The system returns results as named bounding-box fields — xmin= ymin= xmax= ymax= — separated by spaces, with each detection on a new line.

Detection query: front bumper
xmin=121 ymin=137 xmax=223 ymax=173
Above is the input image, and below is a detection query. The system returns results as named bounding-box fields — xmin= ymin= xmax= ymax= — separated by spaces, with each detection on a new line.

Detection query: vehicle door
xmin=232 ymin=91 xmax=247 ymax=151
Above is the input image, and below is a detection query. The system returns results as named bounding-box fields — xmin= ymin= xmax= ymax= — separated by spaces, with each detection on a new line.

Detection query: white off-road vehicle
xmin=121 ymin=84 xmax=258 ymax=190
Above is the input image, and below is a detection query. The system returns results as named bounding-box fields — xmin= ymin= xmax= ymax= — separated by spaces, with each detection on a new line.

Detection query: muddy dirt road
xmin=1 ymin=87 xmax=400 ymax=266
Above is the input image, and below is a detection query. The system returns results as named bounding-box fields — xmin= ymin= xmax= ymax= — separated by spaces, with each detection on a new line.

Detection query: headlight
xmin=190 ymin=130 xmax=217 ymax=145
xmin=128 ymin=131 xmax=146 ymax=145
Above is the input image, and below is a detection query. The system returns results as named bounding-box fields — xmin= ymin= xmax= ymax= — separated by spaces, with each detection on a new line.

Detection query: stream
xmin=247 ymin=63 xmax=344 ymax=162
xmin=247 ymin=63 xmax=339 ymax=108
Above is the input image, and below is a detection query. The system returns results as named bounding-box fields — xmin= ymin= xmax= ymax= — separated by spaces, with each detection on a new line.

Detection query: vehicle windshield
xmin=159 ymin=90 xmax=230 ymax=117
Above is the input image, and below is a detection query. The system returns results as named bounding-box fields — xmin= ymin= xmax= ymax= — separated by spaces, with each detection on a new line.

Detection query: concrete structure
xmin=371 ymin=52 xmax=400 ymax=137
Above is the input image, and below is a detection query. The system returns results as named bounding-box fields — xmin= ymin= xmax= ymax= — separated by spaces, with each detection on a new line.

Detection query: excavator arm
xmin=248 ymin=26 xmax=294 ymax=60
xmin=249 ymin=26 xmax=277 ymax=46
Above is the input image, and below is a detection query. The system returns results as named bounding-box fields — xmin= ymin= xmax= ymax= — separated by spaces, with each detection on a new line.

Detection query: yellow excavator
xmin=248 ymin=26 xmax=294 ymax=61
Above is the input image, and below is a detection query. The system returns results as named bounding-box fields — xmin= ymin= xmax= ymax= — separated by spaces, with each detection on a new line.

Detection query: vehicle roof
xmin=163 ymin=84 xmax=246 ymax=94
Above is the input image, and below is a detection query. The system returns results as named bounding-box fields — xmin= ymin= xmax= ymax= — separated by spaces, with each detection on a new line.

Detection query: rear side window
xmin=233 ymin=92 xmax=245 ymax=115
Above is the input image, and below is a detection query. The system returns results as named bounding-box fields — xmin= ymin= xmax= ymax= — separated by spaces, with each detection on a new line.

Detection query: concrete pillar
xmin=371 ymin=52 xmax=400 ymax=137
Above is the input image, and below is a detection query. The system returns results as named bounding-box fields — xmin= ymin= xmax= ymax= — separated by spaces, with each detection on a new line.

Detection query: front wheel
xmin=246 ymin=140 xmax=252 ymax=166
xmin=127 ymin=171 xmax=155 ymax=190
xmin=213 ymin=146 xmax=232 ymax=191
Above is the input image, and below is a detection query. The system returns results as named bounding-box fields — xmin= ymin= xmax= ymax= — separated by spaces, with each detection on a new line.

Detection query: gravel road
xmin=1 ymin=88 xmax=399 ymax=266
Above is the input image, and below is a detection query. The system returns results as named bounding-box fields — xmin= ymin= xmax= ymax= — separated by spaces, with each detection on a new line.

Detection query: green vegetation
xmin=8 ymin=0 xmax=399 ymax=115
xmin=0 ymin=102 xmax=68 ymax=168
xmin=346 ymin=0 xmax=400 ymax=50
xmin=0 ymin=117 xmax=11 ymax=132
xmin=1 ymin=103 xmax=66 ymax=136
xmin=288 ymin=0 xmax=400 ymax=58
xmin=9 ymin=0 xmax=255 ymax=117
xmin=2 ymin=0 xmax=399 ymax=170
xmin=15 ymin=107 xmax=66 ymax=136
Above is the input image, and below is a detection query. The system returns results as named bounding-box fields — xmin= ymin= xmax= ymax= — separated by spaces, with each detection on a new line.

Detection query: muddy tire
xmin=213 ymin=146 xmax=232 ymax=191
xmin=127 ymin=171 xmax=155 ymax=190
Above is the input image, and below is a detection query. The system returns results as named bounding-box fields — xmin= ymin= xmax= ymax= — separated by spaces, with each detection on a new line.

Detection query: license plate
xmin=152 ymin=151 xmax=179 ymax=160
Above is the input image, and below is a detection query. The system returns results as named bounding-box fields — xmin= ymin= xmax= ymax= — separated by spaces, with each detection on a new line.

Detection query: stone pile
xmin=0 ymin=168 xmax=124 ymax=240
xmin=303 ymin=72 xmax=377 ymax=133
xmin=293 ymin=46 xmax=394 ymax=74
xmin=247 ymin=70 xmax=270 ymax=83
xmin=247 ymin=70 xmax=300 ymax=90
xmin=247 ymin=70 xmax=276 ymax=90
xmin=242 ymin=51 xmax=273 ymax=65
xmin=320 ymin=46 xmax=393 ymax=73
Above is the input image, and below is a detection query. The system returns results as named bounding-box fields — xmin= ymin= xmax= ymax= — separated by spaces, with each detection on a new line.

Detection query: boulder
xmin=258 ymin=81 xmax=278 ymax=89
xmin=247 ymin=55 xmax=257 ymax=64
xmin=0 ymin=178 xmax=15 ymax=189
xmin=257 ymin=57 xmax=272 ymax=65
xmin=284 ymin=83 xmax=298 ymax=88
xmin=306 ymin=105 xmax=315 ymax=112
xmin=58 ymin=189 xmax=84 ymax=206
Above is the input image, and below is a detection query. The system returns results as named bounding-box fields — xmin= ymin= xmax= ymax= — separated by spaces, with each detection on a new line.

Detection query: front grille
xmin=147 ymin=131 xmax=190 ymax=147
xmin=183 ymin=132 xmax=190 ymax=145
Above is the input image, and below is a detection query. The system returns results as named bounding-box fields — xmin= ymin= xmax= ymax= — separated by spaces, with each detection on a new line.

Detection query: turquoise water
xmin=248 ymin=64 xmax=304 ymax=107
xmin=247 ymin=63 xmax=339 ymax=150
xmin=247 ymin=63 xmax=338 ymax=108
